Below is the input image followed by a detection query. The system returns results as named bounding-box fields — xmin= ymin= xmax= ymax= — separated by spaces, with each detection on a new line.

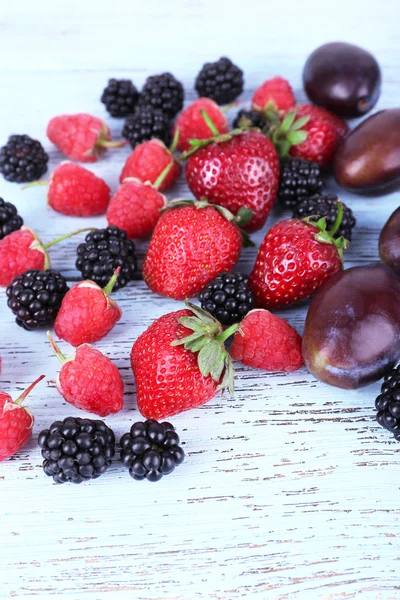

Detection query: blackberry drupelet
xmin=38 ymin=417 xmax=115 ymax=484
xmin=199 ymin=272 xmax=254 ymax=326
xmin=101 ymin=78 xmax=140 ymax=118
xmin=138 ymin=72 xmax=184 ymax=118
xmin=195 ymin=57 xmax=244 ymax=105
xmin=232 ymin=109 xmax=267 ymax=131
xmin=122 ymin=106 xmax=172 ymax=149
xmin=120 ymin=420 xmax=185 ymax=482
xmin=0 ymin=134 xmax=48 ymax=183
xmin=292 ymin=193 xmax=356 ymax=240
xmin=375 ymin=365 xmax=400 ymax=439
xmin=76 ymin=226 xmax=137 ymax=290
xmin=6 ymin=269 xmax=69 ymax=331
xmin=0 ymin=198 xmax=23 ymax=239
xmin=278 ymin=158 xmax=324 ymax=208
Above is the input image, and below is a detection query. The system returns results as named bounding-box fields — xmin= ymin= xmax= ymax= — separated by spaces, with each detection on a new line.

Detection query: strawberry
xmin=0 ymin=227 xmax=90 ymax=286
xmin=25 ymin=162 xmax=111 ymax=216
xmin=268 ymin=104 xmax=349 ymax=168
xmin=120 ymin=138 xmax=180 ymax=191
xmin=184 ymin=128 xmax=280 ymax=232
xmin=130 ymin=302 xmax=238 ymax=419
xmin=252 ymin=76 xmax=296 ymax=112
xmin=48 ymin=334 xmax=124 ymax=417
xmin=54 ymin=268 xmax=122 ymax=346
xmin=0 ymin=375 xmax=45 ymax=461
xmin=230 ymin=309 xmax=303 ymax=372
xmin=47 ymin=113 xmax=126 ymax=162
xmin=142 ymin=199 xmax=248 ymax=300
xmin=173 ymin=98 xmax=228 ymax=152
xmin=248 ymin=203 xmax=348 ymax=309
xmin=106 ymin=177 xmax=167 ymax=239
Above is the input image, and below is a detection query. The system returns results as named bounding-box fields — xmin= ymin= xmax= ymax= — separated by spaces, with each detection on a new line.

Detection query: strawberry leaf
xmin=279 ymin=111 xmax=297 ymax=134
xmin=198 ymin=340 xmax=222 ymax=378
xmin=286 ymin=130 xmax=308 ymax=146
xmin=290 ymin=115 xmax=310 ymax=131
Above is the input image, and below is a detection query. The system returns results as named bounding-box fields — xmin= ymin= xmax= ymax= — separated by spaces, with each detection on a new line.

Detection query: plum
xmin=379 ymin=207 xmax=400 ymax=274
xmin=302 ymin=263 xmax=400 ymax=389
xmin=303 ymin=42 xmax=381 ymax=118
xmin=334 ymin=109 xmax=400 ymax=194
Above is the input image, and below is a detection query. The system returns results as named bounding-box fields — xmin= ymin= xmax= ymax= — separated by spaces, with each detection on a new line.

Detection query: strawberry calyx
xmin=92 ymin=122 xmax=128 ymax=153
xmin=303 ymin=200 xmax=349 ymax=262
xmin=267 ymin=107 xmax=310 ymax=157
xmin=171 ymin=300 xmax=240 ymax=395
xmin=160 ymin=198 xmax=254 ymax=247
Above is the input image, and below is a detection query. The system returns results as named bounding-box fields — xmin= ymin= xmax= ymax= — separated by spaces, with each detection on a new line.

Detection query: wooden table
xmin=1 ymin=1 xmax=400 ymax=598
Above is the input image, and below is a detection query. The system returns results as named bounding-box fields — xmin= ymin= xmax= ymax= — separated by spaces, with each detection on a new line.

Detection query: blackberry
xmin=278 ymin=158 xmax=324 ymax=208
xmin=76 ymin=226 xmax=137 ymax=290
xmin=6 ymin=269 xmax=69 ymax=331
xmin=232 ymin=109 xmax=267 ymax=131
xmin=0 ymin=198 xmax=23 ymax=239
xmin=195 ymin=57 xmax=244 ymax=105
xmin=101 ymin=78 xmax=140 ymax=118
xmin=0 ymin=134 xmax=48 ymax=183
xmin=199 ymin=272 xmax=254 ymax=326
xmin=138 ymin=72 xmax=184 ymax=118
xmin=375 ymin=365 xmax=400 ymax=439
xmin=122 ymin=106 xmax=172 ymax=149
xmin=38 ymin=417 xmax=115 ymax=484
xmin=292 ymin=193 xmax=356 ymax=240
xmin=120 ymin=420 xmax=185 ymax=482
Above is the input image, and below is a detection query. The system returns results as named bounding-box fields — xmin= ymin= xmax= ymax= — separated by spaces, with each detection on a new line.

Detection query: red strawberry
xmin=25 ymin=162 xmax=111 ymax=217
xmin=249 ymin=204 xmax=348 ymax=309
xmin=48 ymin=334 xmax=124 ymax=417
xmin=185 ymin=129 xmax=280 ymax=232
xmin=173 ymin=98 xmax=228 ymax=152
xmin=54 ymin=268 xmax=122 ymax=346
xmin=0 ymin=375 xmax=45 ymax=461
xmin=252 ymin=76 xmax=296 ymax=112
xmin=230 ymin=309 xmax=303 ymax=372
xmin=143 ymin=199 xmax=246 ymax=300
xmin=107 ymin=178 xmax=167 ymax=239
xmin=120 ymin=139 xmax=180 ymax=191
xmin=47 ymin=113 xmax=126 ymax=162
xmin=130 ymin=302 xmax=238 ymax=419
xmin=0 ymin=227 xmax=89 ymax=286
xmin=269 ymin=104 xmax=349 ymax=167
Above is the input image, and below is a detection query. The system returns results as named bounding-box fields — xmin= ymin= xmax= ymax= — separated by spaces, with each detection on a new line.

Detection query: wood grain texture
xmin=1 ymin=1 xmax=400 ymax=598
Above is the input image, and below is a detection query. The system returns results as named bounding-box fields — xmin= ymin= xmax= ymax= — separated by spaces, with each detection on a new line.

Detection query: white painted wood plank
xmin=1 ymin=1 xmax=400 ymax=599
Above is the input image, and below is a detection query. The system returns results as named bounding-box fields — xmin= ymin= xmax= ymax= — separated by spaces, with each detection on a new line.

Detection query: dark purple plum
xmin=379 ymin=207 xmax=400 ymax=274
xmin=303 ymin=264 xmax=400 ymax=389
xmin=334 ymin=109 xmax=400 ymax=194
xmin=303 ymin=42 xmax=381 ymax=118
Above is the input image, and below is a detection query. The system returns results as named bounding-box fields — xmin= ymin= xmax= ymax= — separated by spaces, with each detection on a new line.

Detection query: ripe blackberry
xmin=38 ymin=417 xmax=115 ymax=484
xmin=292 ymin=193 xmax=356 ymax=240
xmin=0 ymin=134 xmax=48 ymax=183
xmin=101 ymin=78 xmax=140 ymax=118
xmin=6 ymin=269 xmax=69 ymax=331
xmin=195 ymin=57 xmax=244 ymax=105
xmin=76 ymin=226 xmax=137 ymax=290
xmin=375 ymin=365 xmax=400 ymax=439
xmin=138 ymin=72 xmax=184 ymax=118
xmin=278 ymin=158 xmax=324 ymax=208
xmin=122 ymin=106 xmax=172 ymax=149
xmin=232 ymin=109 xmax=267 ymax=131
xmin=199 ymin=272 xmax=254 ymax=326
xmin=120 ymin=419 xmax=185 ymax=482
xmin=0 ymin=198 xmax=23 ymax=240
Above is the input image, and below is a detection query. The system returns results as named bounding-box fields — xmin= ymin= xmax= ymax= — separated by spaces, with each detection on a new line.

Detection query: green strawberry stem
xmin=199 ymin=109 xmax=220 ymax=136
xmin=21 ymin=180 xmax=48 ymax=190
xmin=327 ymin=200 xmax=343 ymax=238
xmin=221 ymin=101 xmax=240 ymax=114
xmin=96 ymin=139 xmax=128 ymax=149
xmin=170 ymin=128 xmax=180 ymax=154
xmin=103 ymin=267 xmax=121 ymax=295
xmin=43 ymin=228 xmax=94 ymax=250
xmin=14 ymin=374 xmax=46 ymax=405
xmin=153 ymin=161 xmax=173 ymax=190
xmin=47 ymin=332 xmax=68 ymax=364
xmin=171 ymin=300 xmax=239 ymax=395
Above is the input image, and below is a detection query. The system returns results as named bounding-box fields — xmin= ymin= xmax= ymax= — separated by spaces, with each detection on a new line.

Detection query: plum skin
xmin=303 ymin=264 xmax=400 ymax=389
xmin=379 ymin=207 xmax=400 ymax=274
